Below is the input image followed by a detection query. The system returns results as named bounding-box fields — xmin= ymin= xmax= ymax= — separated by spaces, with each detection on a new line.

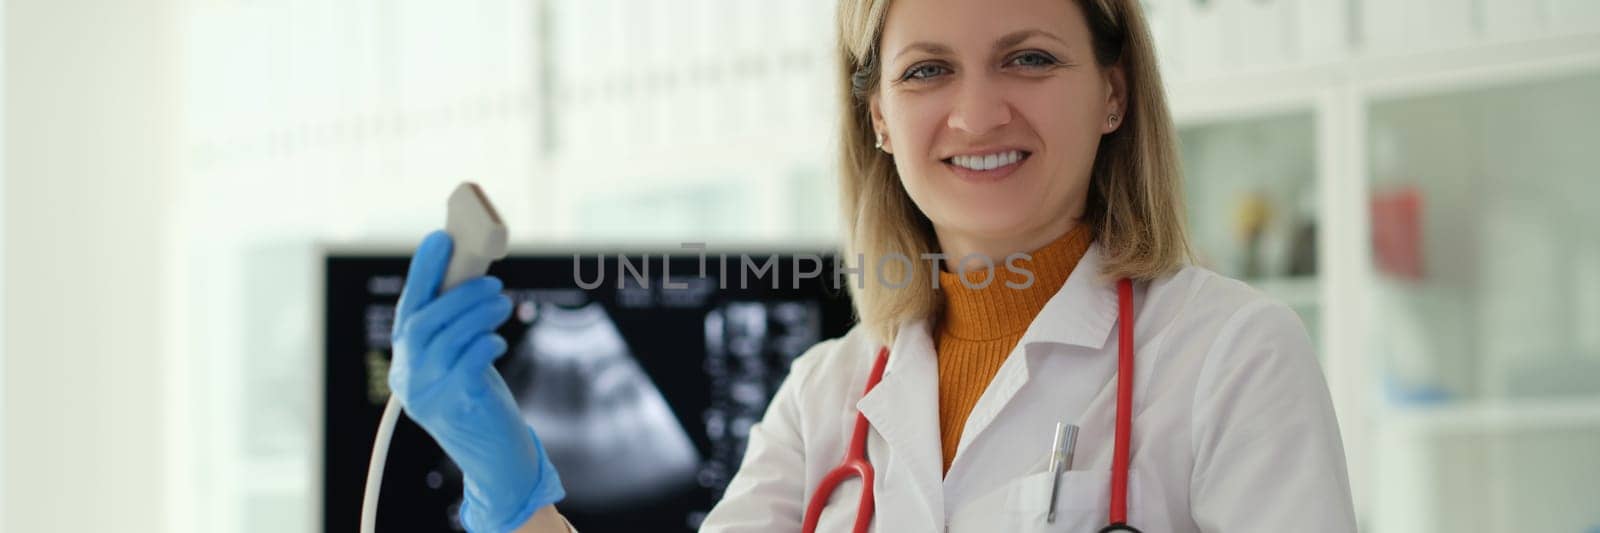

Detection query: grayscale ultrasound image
xmin=504 ymin=298 xmax=701 ymax=509
xmin=324 ymin=253 xmax=854 ymax=532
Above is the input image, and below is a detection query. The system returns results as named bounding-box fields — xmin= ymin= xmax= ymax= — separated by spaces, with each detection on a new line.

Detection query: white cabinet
xmin=1362 ymin=69 xmax=1600 ymax=533
xmin=1177 ymin=113 xmax=1322 ymax=347
xmin=1162 ymin=8 xmax=1600 ymax=529
xmin=1548 ymin=0 xmax=1600 ymax=35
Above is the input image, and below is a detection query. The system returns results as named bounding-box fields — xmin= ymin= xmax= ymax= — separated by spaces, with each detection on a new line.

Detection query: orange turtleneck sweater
xmin=934 ymin=224 xmax=1094 ymax=475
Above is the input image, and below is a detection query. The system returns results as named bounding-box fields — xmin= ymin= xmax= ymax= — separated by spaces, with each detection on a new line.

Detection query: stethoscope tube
xmin=803 ymin=278 xmax=1140 ymax=532
xmin=1107 ymin=277 xmax=1138 ymax=530
xmin=800 ymin=346 xmax=890 ymax=533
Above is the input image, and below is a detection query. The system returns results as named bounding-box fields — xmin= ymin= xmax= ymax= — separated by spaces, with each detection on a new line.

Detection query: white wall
xmin=0 ymin=1 xmax=7 ymax=526
xmin=176 ymin=3 xmax=548 ymax=530
xmin=2 ymin=0 xmax=178 ymax=531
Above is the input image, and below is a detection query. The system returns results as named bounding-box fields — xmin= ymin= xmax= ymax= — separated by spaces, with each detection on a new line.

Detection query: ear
xmin=868 ymin=91 xmax=892 ymax=154
xmin=1102 ymin=62 xmax=1128 ymax=134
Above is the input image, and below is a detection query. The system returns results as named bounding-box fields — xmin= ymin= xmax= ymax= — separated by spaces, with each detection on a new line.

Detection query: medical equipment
xmin=801 ymin=278 xmax=1142 ymax=533
xmin=1045 ymin=422 xmax=1079 ymax=523
xmin=441 ymin=182 xmax=511 ymax=290
xmin=362 ymin=182 xmax=524 ymax=533
xmin=326 ymin=251 xmax=853 ymax=530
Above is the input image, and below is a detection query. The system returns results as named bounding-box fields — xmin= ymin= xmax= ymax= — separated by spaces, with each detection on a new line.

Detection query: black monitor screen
xmin=323 ymin=251 xmax=856 ymax=532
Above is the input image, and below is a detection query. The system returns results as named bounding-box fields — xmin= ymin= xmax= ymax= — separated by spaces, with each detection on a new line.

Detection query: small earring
xmin=874 ymin=132 xmax=886 ymax=151
xmin=1109 ymin=113 xmax=1120 ymax=126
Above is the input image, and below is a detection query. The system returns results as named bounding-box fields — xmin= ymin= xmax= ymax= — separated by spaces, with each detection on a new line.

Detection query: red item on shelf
xmin=1370 ymin=186 xmax=1424 ymax=280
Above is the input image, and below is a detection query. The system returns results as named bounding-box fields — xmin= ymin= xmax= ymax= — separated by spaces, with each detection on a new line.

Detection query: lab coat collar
xmin=851 ymin=242 xmax=1121 ymax=527
xmin=856 ymin=316 xmax=947 ymax=528
xmin=880 ymin=241 xmax=1119 ymax=375
xmin=870 ymin=241 xmax=1120 ymax=416
xmin=942 ymin=242 xmax=1124 ymax=487
xmin=1016 ymin=241 xmax=1121 ymax=352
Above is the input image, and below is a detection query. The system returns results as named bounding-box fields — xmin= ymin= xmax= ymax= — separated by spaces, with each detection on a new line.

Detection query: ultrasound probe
xmin=361 ymin=182 xmax=509 ymax=533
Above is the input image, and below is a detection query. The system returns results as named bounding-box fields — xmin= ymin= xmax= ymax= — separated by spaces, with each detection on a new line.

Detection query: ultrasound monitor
xmin=323 ymin=250 xmax=856 ymax=532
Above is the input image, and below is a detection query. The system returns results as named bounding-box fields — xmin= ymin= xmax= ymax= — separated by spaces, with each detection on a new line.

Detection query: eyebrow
xmin=889 ymin=29 xmax=1069 ymax=64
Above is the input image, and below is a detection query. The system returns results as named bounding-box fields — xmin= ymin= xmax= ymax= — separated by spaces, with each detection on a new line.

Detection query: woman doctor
xmin=387 ymin=0 xmax=1359 ymax=531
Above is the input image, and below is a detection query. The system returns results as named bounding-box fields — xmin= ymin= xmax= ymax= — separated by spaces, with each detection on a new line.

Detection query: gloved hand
xmin=389 ymin=230 xmax=565 ymax=533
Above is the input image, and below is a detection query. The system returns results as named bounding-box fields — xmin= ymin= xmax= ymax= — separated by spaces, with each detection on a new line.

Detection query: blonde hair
xmin=833 ymin=0 xmax=1192 ymax=345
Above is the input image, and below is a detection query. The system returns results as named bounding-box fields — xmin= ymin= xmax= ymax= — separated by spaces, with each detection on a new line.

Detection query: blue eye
xmin=902 ymin=63 xmax=949 ymax=81
xmin=1010 ymin=51 xmax=1059 ymax=69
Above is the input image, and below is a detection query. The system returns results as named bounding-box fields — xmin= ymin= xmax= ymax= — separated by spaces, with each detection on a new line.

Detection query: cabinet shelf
xmin=1379 ymin=397 xmax=1600 ymax=435
xmin=1168 ymin=31 xmax=1600 ymax=123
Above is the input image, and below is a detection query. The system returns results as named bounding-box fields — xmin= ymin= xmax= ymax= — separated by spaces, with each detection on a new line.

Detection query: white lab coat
xmin=697 ymin=243 xmax=1357 ymax=532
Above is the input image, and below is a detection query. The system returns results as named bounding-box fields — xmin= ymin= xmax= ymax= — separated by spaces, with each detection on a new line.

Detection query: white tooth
xmin=954 ymin=152 xmax=1026 ymax=171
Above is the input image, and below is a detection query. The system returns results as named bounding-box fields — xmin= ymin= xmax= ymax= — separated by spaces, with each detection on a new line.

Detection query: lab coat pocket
xmin=1007 ymin=469 xmax=1141 ymax=532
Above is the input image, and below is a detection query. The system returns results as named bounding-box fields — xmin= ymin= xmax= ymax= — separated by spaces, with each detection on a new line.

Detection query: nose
xmin=946 ymin=75 xmax=1012 ymax=135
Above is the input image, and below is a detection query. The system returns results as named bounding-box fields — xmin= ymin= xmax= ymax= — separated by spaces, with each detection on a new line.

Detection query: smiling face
xmin=869 ymin=0 xmax=1125 ymax=261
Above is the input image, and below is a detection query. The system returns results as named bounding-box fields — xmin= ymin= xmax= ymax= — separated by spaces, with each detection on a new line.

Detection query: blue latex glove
xmin=389 ymin=230 xmax=565 ymax=533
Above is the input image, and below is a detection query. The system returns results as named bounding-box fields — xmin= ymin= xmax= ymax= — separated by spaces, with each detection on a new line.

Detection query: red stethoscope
xmin=801 ymin=278 xmax=1141 ymax=533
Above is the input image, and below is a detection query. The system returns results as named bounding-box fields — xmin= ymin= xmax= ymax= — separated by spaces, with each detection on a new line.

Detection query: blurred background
xmin=3 ymin=0 xmax=1599 ymax=531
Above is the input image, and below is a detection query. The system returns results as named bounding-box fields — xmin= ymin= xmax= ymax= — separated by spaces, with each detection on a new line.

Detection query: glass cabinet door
xmin=1178 ymin=112 xmax=1321 ymax=347
xmin=1367 ymin=71 xmax=1600 ymax=533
